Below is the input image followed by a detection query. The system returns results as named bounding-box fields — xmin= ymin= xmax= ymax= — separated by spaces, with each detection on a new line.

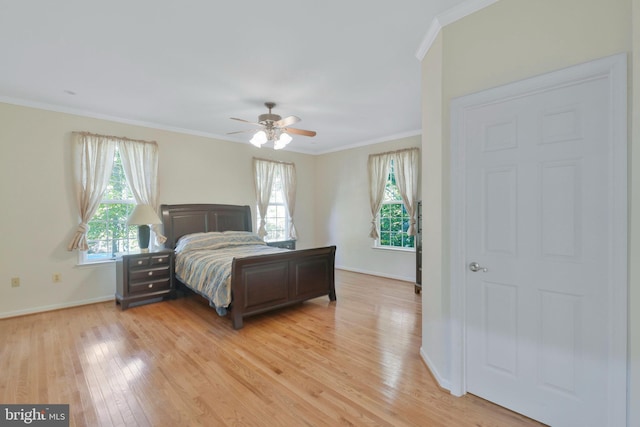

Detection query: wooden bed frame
xmin=160 ymin=203 xmax=336 ymax=329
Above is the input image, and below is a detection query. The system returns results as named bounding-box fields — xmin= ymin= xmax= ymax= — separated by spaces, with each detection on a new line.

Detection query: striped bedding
xmin=174 ymin=231 xmax=287 ymax=315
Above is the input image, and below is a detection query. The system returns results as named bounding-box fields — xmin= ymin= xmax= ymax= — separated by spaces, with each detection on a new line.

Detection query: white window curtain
xmin=367 ymin=147 xmax=420 ymax=239
xmin=280 ymin=162 xmax=297 ymax=240
xmin=392 ymin=148 xmax=420 ymax=236
xmin=119 ymin=140 xmax=166 ymax=245
xmin=253 ymin=158 xmax=297 ymax=239
xmin=367 ymin=152 xmax=391 ymax=239
xmin=67 ymin=133 xmax=117 ymax=251
xmin=253 ymin=158 xmax=277 ymax=238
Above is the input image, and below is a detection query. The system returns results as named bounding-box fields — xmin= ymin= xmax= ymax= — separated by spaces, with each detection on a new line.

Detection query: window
xmin=377 ymin=160 xmax=414 ymax=250
xmin=253 ymin=158 xmax=297 ymax=242
xmin=258 ymin=169 xmax=289 ymax=242
xmin=83 ymin=147 xmax=138 ymax=262
xmin=69 ymin=132 xmax=162 ymax=262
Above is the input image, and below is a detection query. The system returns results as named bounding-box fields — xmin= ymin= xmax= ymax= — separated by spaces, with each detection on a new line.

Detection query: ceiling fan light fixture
xmin=230 ymin=102 xmax=315 ymax=150
xmin=273 ymin=132 xmax=292 ymax=150
xmin=250 ymin=130 xmax=267 ymax=147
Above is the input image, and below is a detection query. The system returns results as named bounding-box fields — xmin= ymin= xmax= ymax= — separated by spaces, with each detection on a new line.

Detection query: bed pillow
xmin=175 ymin=231 xmax=266 ymax=253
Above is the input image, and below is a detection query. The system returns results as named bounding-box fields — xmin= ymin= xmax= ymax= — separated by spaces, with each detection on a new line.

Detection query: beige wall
xmin=0 ymin=102 xmax=317 ymax=316
xmin=420 ymin=0 xmax=636 ymax=422
xmin=315 ymin=135 xmax=421 ymax=281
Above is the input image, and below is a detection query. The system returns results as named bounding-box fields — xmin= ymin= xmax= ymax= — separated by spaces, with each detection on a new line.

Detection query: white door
xmin=450 ymin=55 xmax=627 ymax=427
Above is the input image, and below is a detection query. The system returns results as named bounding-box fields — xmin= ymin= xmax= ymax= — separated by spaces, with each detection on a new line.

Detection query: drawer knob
xmin=148 ymin=271 xmax=153 ymax=276
xmin=137 ymin=260 xmax=143 ymax=265
xmin=148 ymin=283 xmax=153 ymax=288
xmin=158 ymin=258 xmax=164 ymax=262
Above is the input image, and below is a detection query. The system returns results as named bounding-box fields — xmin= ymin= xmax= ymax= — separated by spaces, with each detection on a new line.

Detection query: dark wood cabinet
xmin=115 ymin=251 xmax=174 ymax=309
xmin=415 ymin=201 xmax=422 ymax=294
xmin=267 ymin=240 xmax=296 ymax=250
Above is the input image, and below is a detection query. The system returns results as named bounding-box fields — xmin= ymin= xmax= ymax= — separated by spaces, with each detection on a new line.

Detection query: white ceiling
xmin=0 ymin=0 xmax=468 ymax=154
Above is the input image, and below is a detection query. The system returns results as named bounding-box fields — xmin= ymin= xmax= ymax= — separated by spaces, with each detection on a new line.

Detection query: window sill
xmin=75 ymin=258 xmax=116 ymax=268
xmin=372 ymin=245 xmax=415 ymax=253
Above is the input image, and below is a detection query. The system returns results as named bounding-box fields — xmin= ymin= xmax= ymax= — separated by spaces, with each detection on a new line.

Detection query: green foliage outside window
xmin=379 ymin=203 xmax=414 ymax=248
xmin=86 ymin=148 xmax=139 ymax=260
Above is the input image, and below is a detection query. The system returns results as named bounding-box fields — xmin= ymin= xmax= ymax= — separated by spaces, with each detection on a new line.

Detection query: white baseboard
xmin=420 ymin=346 xmax=451 ymax=392
xmin=0 ymin=295 xmax=114 ymax=319
xmin=335 ymin=265 xmax=414 ymax=283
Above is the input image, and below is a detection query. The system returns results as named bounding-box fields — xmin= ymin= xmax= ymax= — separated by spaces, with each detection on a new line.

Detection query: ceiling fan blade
xmin=230 ymin=117 xmax=261 ymax=126
xmin=226 ymin=130 xmax=256 ymax=135
xmin=275 ymin=115 xmax=300 ymax=128
xmin=284 ymin=127 xmax=316 ymax=137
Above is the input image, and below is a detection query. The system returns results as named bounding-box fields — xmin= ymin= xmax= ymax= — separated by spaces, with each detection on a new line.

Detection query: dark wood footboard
xmin=230 ymin=246 xmax=336 ymax=329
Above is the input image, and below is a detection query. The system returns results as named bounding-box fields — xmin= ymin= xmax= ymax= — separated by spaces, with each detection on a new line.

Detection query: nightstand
xmin=267 ymin=240 xmax=296 ymax=250
xmin=115 ymin=251 xmax=174 ymax=310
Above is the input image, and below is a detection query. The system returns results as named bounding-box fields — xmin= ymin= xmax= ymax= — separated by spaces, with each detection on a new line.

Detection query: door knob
xmin=469 ymin=262 xmax=488 ymax=272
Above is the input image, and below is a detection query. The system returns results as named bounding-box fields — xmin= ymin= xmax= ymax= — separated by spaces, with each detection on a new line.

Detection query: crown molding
xmin=0 ymin=95 xmax=285 ymax=149
xmin=415 ymin=0 xmax=500 ymax=61
xmin=0 ymin=95 xmax=233 ymax=140
xmin=313 ymin=129 xmax=422 ymax=155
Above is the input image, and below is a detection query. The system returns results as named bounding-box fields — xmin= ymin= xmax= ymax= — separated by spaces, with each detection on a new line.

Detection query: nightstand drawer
xmin=129 ymin=278 xmax=171 ymax=295
xmin=151 ymin=254 xmax=170 ymax=265
xmin=129 ymin=266 xmax=170 ymax=282
xmin=128 ymin=257 xmax=150 ymax=268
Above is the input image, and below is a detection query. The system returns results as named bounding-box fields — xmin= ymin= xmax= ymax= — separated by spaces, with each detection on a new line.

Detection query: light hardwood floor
xmin=0 ymin=270 xmax=544 ymax=426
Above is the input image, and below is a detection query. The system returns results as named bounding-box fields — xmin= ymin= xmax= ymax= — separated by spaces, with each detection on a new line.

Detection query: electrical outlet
xmin=52 ymin=273 xmax=62 ymax=283
xmin=11 ymin=277 xmax=20 ymax=288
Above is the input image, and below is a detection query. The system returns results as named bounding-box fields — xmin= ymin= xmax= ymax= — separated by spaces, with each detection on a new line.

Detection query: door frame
xmin=449 ymin=53 xmax=628 ymax=425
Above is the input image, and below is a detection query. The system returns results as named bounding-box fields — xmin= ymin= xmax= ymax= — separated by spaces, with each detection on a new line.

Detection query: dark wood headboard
xmin=160 ymin=204 xmax=252 ymax=249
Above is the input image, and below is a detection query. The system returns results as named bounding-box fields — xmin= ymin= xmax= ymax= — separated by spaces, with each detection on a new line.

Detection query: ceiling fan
xmin=228 ymin=102 xmax=316 ymax=149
